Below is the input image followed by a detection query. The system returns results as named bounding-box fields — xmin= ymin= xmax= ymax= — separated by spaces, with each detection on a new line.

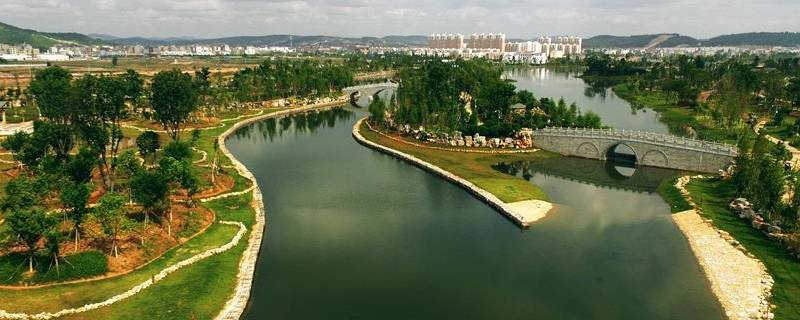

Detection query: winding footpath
xmin=353 ymin=117 xmax=552 ymax=228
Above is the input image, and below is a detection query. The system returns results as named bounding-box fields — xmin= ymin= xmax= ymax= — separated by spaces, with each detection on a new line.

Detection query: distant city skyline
xmin=0 ymin=0 xmax=798 ymax=39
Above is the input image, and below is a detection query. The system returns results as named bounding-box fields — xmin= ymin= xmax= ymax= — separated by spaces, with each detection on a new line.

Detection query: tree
xmin=130 ymin=170 xmax=168 ymax=244
xmin=60 ymin=182 xmax=91 ymax=252
xmin=122 ymin=69 xmax=144 ymax=111
xmin=136 ymin=131 xmax=160 ymax=164
xmin=28 ymin=66 xmax=73 ymax=124
xmin=162 ymin=140 xmax=192 ymax=162
xmin=151 ymin=70 xmax=199 ymax=140
xmin=94 ymin=192 xmax=129 ymax=257
xmin=368 ymin=95 xmax=386 ymax=124
xmin=157 ymin=156 xmax=199 ymax=235
xmin=6 ymin=208 xmax=55 ymax=273
xmin=111 ymin=57 xmax=118 ymax=66
xmin=65 ymin=148 xmax=98 ymax=184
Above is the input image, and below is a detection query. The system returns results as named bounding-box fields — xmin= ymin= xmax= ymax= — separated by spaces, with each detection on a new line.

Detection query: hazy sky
xmin=0 ymin=0 xmax=797 ymax=39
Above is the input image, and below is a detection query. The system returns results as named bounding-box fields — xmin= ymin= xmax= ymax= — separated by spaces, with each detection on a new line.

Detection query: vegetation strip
xmin=672 ymin=176 xmax=774 ymax=320
xmin=0 ymin=221 xmax=247 ymax=320
xmin=353 ymin=117 xmax=552 ymax=228
xmin=363 ymin=120 xmax=537 ymax=154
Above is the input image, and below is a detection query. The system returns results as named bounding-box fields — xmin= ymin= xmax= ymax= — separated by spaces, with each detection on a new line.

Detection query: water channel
xmin=228 ymin=68 xmax=723 ymax=319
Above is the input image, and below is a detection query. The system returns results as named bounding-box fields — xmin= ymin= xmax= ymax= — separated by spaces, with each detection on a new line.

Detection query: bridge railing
xmin=342 ymin=82 xmax=399 ymax=92
xmin=534 ymin=127 xmax=738 ymax=156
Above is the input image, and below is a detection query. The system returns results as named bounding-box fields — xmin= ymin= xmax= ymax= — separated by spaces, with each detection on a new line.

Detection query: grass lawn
xmin=359 ymin=122 xmax=556 ymax=203
xmin=657 ymin=177 xmax=693 ymax=213
xmin=613 ymin=83 xmax=741 ymax=143
xmin=687 ymin=178 xmax=800 ymax=319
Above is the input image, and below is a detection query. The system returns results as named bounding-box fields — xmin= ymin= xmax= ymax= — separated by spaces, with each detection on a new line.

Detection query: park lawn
xmin=359 ymin=122 xmax=555 ymax=203
xmin=58 ymin=194 xmax=256 ymax=320
xmin=657 ymin=177 xmax=693 ymax=213
xmin=0 ymin=100 xmax=271 ymax=316
xmin=686 ymin=178 xmax=800 ymax=320
xmin=0 ymin=221 xmax=241 ymax=314
xmin=613 ymin=83 xmax=742 ymax=143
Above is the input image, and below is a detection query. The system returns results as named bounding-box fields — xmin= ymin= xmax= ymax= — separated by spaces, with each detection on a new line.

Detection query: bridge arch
xmin=575 ymin=142 xmax=601 ymax=159
xmin=641 ymin=149 xmax=669 ymax=167
xmin=605 ymin=142 xmax=638 ymax=164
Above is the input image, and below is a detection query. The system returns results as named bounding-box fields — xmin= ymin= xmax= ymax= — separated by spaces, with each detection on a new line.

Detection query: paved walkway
xmin=673 ymin=210 xmax=773 ymax=320
xmin=0 ymin=122 xmax=33 ymax=136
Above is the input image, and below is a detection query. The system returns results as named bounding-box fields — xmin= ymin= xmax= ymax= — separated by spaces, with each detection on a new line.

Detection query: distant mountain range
xmin=1 ymin=21 xmax=798 ymax=50
xmin=583 ymin=32 xmax=800 ymax=48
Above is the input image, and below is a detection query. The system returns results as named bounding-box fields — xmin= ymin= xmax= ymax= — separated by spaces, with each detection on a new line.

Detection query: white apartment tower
xmin=538 ymin=36 xmax=582 ymax=57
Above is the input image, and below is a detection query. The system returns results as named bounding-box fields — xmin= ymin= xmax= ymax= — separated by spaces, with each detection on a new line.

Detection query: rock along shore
xmin=352 ymin=117 xmax=552 ymax=228
xmin=214 ymin=101 xmax=347 ymax=320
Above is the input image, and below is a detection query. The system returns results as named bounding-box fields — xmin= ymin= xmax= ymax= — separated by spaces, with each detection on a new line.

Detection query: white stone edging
xmin=0 ymin=221 xmax=247 ymax=320
xmin=353 ymin=117 xmax=551 ymax=228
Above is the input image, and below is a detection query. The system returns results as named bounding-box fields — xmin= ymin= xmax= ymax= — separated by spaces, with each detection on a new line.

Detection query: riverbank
xmin=672 ymin=176 xmax=785 ymax=320
xmin=353 ymin=117 xmax=553 ymax=228
xmin=0 ymin=100 xmax=348 ymax=320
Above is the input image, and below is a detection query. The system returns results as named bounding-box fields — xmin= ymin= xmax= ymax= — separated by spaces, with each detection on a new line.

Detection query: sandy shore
xmin=352 ymin=117 xmax=552 ymax=227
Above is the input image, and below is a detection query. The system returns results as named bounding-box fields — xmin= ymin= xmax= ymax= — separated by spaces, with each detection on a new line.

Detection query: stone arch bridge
xmin=532 ymin=127 xmax=738 ymax=173
xmin=342 ymin=82 xmax=399 ymax=105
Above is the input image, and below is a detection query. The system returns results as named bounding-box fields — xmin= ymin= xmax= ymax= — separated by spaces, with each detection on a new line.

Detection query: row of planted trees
xmin=0 ymin=66 xmax=203 ymax=276
xmin=371 ymin=58 xmax=603 ymax=137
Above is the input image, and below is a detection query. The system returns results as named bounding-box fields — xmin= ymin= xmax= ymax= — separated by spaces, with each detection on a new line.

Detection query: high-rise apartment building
xmin=427 ymin=34 xmax=465 ymax=49
xmin=468 ymin=33 xmax=507 ymax=51
xmin=538 ymin=36 xmax=582 ymax=57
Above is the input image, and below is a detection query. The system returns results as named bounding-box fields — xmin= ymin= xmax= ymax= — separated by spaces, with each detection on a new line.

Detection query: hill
xmin=704 ymin=32 xmax=800 ymax=47
xmin=584 ymin=32 xmax=800 ymax=49
xmin=0 ymin=22 xmax=107 ymax=49
xmin=584 ymin=34 xmax=699 ymax=48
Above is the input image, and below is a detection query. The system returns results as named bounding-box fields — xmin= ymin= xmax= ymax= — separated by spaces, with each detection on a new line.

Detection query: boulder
xmin=768 ymin=225 xmax=782 ymax=234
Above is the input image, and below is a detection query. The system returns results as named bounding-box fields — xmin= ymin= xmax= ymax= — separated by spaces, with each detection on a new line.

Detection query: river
xmin=503 ymin=67 xmax=671 ymax=134
xmin=227 ymin=68 xmax=723 ymax=319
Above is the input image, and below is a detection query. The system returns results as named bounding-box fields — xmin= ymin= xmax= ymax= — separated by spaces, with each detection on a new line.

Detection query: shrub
xmin=0 ymin=251 xmax=108 ymax=285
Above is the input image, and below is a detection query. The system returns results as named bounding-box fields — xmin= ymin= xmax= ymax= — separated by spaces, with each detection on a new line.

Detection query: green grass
xmin=657 ymin=177 xmax=693 ymax=213
xmin=613 ymin=83 xmax=741 ymax=143
xmin=687 ymin=178 xmax=800 ymax=319
xmin=763 ymin=116 xmax=798 ymax=140
xmin=359 ymin=122 xmax=554 ymax=203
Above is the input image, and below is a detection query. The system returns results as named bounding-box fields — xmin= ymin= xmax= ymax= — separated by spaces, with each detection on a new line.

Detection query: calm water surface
xmin=228 ymin=102 xmax=723 ymax=319
xmin=504 ymin=67 xmax=670 ymax=134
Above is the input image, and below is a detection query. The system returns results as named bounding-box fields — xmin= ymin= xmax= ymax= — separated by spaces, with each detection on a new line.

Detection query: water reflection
xmin=227 ymin=107 xmax=723 ymax=320
xmin=503 ymin=67 xmax=670 ymax=134
xmin=493 ymin=156 xmax=682 ymax=194
xmin=232 ymin=107 xmax=355 ymax=143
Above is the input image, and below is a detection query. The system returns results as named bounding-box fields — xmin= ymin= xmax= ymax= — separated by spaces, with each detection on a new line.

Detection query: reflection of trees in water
xmin=230 ymin=108 xmax=355 ymax=142
xmin=493 ymin=156 xmax=681 ymax=193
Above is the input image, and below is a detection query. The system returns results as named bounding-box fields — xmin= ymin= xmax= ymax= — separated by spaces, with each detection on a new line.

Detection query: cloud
xmin=0 ymin=0 xmax=796 ymax=38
